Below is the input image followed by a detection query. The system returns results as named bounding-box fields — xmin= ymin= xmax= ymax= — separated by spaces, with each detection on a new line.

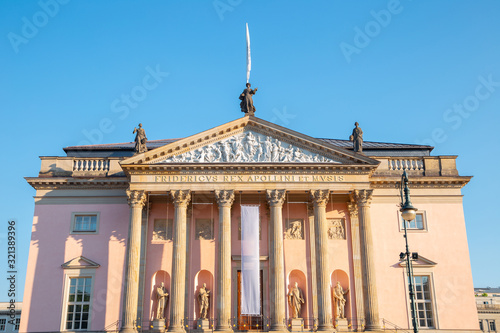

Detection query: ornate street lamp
xmin=399 ymin=170 xmax=419 ymax=333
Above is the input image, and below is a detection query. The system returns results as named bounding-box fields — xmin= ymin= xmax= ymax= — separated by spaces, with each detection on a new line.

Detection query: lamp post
xmin=399 ymin=170 xmax=419 ymax=333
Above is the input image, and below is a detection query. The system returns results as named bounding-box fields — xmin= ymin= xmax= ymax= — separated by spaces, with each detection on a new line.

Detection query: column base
xmin=269 ymin=325 xmax=289 ymax=333
xmin=214 ymin=327 xmax=233 ymax=333
xmin=167 ymin=325 xmax=186 ymax=333
xmin=119 ymin=327 xmax=138 ymax=333
xmin=316 ymin=324 xmax=335 ymax=333
xmin=364 ymin=326 xmax=382 ymax=332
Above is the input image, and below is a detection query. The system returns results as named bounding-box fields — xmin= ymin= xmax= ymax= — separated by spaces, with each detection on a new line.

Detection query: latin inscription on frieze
xmin=153 ymin=174 xmax=346 ymax=183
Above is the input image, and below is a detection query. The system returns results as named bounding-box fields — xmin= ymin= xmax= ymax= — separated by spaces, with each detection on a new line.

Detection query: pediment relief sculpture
xmin=158 ymin=131 xmax=337 ymax=164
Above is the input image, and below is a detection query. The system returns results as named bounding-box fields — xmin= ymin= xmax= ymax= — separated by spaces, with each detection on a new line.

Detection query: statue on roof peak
xmin=240 ymin=83 xmax=258 ymax=116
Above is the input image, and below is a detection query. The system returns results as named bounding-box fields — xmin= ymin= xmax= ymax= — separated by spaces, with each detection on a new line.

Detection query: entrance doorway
xmin=237 ymin=270 xmax=264 ymax=330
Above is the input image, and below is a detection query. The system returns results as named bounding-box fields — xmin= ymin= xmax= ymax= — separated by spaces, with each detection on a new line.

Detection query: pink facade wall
xmin=371 ymin=199 xmax=479 ymax=329
xmin=20 ymin=203 xmax=129 ymax=332
xmin=21 ymin=193 xmax=478 ymax=331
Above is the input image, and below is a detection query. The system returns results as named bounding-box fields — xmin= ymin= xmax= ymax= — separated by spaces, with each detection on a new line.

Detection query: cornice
xmin=120 ymin=163 xmax=376 ymax=175
xmin=370 ymin=176 xmax=472 ymax=189
xmin=25 ymin=177 xmax=129 ymax=190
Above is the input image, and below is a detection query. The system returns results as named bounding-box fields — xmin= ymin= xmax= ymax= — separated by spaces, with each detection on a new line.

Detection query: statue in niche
xmin=239 ymin=83 xmax=258 ymax=115
xmin=198 ymin=283 xmax=210 ymax=319
xmin=333 ymin=281 xmax=349 ymax=319
xmin=288 ymin=282 xmax=305 ymax=318
xmin=133 ymin=123 xmax=148 ymax=154
xmin=349 ymin=122 xmax=363 ymax=153
xmin=156 ymin=282 xmax=169 ymax=320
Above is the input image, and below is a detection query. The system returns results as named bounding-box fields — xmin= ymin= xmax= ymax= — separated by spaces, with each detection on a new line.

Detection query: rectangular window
xmin=71 ymin=213 xmax=99 ymax=234
xmin=14 ymin=319 xmax=20 ymax=331
xmin=0 ymin=319 xmax=6 ymax=331
xmin=479 ymin=320 xmax=483 ymax=331
xmin=401 ymin=212 xmax=426 ymax=230
xmin=411 ymin=275 xmax=434 ymax=328
xmin=490 ymin=321 xmax=496 ymax=331
xmin=65 ymin=277 xmax=92 ymax=330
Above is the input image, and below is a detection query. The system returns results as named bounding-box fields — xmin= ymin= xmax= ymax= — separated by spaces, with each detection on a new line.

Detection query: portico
xmin=115 ymin=115 xmax=383 ymax=332
xmin=22 ymin=114 xmax=477 ymax=333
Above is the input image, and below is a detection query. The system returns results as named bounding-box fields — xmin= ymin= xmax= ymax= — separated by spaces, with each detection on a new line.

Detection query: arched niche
xmin=287 ymin=269 xmax=307 ymax=319
xmin=331 ymin=269 xmax=350 ymax=320
xmin=194 ymin=270 xmax=214 ymax=320
xmin=150 ymin=270 xmax=170 ymax=321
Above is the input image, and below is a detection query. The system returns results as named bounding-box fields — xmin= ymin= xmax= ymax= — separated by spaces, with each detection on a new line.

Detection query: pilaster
xmin=347 ymin=197 xmax=364 ymax=331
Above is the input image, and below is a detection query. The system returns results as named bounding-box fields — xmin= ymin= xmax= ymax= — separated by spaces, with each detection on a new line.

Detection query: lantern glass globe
xmin=401 ymin=208 xmax=417 ymax=222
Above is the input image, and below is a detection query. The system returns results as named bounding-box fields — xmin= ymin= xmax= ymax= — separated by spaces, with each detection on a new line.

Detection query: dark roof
xmin=64 ymin=139 xmax=180 ymax=152
xmin=318 ymin=138 xmax=432 ymax=150
xmin=64 ymin=138 xmax=432 ymax=152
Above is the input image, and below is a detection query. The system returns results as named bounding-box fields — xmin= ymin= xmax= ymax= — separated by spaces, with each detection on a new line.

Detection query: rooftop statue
xmin=349 ymin=122 xmax=363 ymax=153
xmin=133 ymin=123 xmax=148 ymax=154
xmin=240 ymin=83 xmax=258 ymax=115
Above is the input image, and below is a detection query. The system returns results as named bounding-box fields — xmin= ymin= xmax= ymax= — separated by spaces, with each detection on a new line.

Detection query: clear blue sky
xmin=1 ymin=0 xmax=499 ymax=301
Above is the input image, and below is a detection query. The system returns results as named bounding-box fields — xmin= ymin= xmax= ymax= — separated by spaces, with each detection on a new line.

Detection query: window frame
xmin=60 ymin=269 xmax=96 ymax=331
xmin=0 ymin=319 xmax=6 ymax=331
xmin=412 ymin=275 xmax=435 ymax=328
xmin=14 ymin=318 xmax=20 ymax=331
xmin=402 ymin=270 xmax=439 ymax=329
xmin=70 ymin=212 xmax=100 ymax=235
xmin=490 ymin=320 xmax=496 ymax=331
xmin=399 ymin=210 xmax=428 ymax=232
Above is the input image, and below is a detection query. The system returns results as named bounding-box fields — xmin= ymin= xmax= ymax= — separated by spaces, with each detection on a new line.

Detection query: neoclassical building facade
xmin=21 ymin=116 xmax=479 ymax=332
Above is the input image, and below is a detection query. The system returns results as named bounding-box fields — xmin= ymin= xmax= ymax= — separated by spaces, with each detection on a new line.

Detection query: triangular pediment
xmin=61 ymin=256 xmax=100 ymax=269
xmin=121 ymin=116 xmax=379 ymax=166
xmin=399 ymin=255 xmax=437 ymax=268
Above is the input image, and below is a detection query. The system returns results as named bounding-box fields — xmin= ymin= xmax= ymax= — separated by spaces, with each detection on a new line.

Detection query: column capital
xmin=348 ymin=202 xmax=358 ymax=218
xmin=309 ymin=189 xmax=330 ymax=207
xmin=215 ymin=190 xmax=235 ymax=207
xmin=266 ymin=189 xmax=286 ymax=207
xmin=352 ymin=189 xmax=373 ymax=207
xmin=348 ymin=193 xmax=359 ymax=218
xmin=170 ymin=190 xmax=191 ymax=207
xmin=126 ymin=190 xmax=147 ymax=208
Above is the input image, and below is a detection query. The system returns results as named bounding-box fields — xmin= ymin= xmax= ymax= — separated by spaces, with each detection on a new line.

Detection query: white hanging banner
xmin=240 ymin=204 xmax=260 ymax=315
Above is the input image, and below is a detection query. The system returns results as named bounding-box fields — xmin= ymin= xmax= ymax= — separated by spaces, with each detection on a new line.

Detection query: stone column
xmin=215 ymin=190 xmax=235 ymax=332
xmin=266 ymin=190 xmax=287 ymax=333
xmin=120 ymin=190 xmax=147 ymax=333
xmin=310 ymin=190 xmax=333 ymax=332
xmin=352 ymin=189 xmax=380 ymax=331
xmin=307 ymin=204 xmax=318 ymax=321
xmin=168 ymin=190 xmax=191 ymax=332
xmin=347 ymin=199 xmax=364 ymax=331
